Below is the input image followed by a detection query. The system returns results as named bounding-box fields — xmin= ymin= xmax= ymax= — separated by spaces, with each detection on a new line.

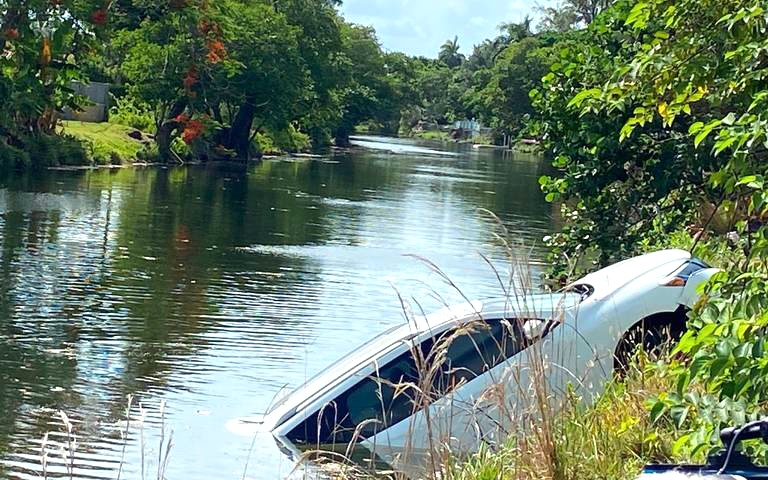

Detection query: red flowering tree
xmin=113 ymin=0 xmax=319 ymax=162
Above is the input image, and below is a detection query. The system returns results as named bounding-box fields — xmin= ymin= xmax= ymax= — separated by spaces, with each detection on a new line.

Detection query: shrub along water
xmin=0 ymin=134 xmax=90 ymax=170
xmin=535 ymin=0 xmax=768 ymax=468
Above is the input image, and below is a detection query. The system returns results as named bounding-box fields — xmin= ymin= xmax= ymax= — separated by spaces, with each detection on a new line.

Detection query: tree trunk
xmin=156 ymin=99 xmax=187 ymax=163
xmin=226 ymin=102 xmax=256 ymax=161
xmin=334 ymin=127 xmax=352 ymax=148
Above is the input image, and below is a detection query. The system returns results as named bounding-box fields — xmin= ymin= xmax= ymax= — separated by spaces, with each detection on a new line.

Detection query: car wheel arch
xmin=613 ymin=306 xmax=689 ymax=373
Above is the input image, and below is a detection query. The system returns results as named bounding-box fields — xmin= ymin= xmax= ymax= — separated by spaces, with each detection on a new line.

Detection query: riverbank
xmin=410 ymin=130 xmax=543 ymax=153
xmin=61 ymin=121 xmax=157 ymax=165
xmin=0 ymin=122 xmax=156 ymax=170
xmin=2 ymin=121 xmax=312 ymax=170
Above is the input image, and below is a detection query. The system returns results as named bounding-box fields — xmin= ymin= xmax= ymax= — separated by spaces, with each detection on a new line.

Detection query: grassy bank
xmin=60 ymin=121 xmax=155 ymax=165
xmin=0 ymin=120 xmax=157 ymax=170
xmin=411 ymin=130 xmax=453 ymax=141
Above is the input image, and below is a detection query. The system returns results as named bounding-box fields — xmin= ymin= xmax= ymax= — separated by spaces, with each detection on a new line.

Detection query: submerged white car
xmin=258 ymin=249 xmax=718 ymax=463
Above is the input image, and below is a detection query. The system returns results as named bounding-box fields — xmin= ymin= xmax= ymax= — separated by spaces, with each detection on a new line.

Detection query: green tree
xmin=536 ymin=0 xmax=614 ymax=31
xmin=0 ymin=0 xmax=109 ymax=158
xmin=332 ymin=24 xmax=394 ymax=145
xmin=465 ymin=36 xmax=555 ymax=137
xmin=438 ymin=36 xmax=465 ymax=68
xmin=114 ymin=0 xmax=347 ymax=160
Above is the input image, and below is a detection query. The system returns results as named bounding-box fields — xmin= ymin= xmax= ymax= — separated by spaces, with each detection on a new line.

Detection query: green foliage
xmin=439 ymin=36 xmax=465 ymax=68
xmin=536 ymin=0 xmax=615 ymax=31
xmin=0 ymin=133 xmax=90 ymax=168
xmin=103 ymin=0 xmax=412 ymax=159
xmin=0 ymin=141 xmax=30 ymax=169
xmin=534 ymin=0 xmax=768 ymax=464
xmin=332 ymin=24 xmax=404 ymax=144
xmin=254 ymin=125 xmax=310 ymax=155
xmin=109 ymin=94 xmax=155 ymax=132
xmin=464 ymin=36 xmax=557 ymax=137
xmin=534 ymin=1 xmax=725 ymax=275
xmin=394 ymin=18 xmax=565 ymax=143
xmin=0 ymin=0 xmax=109 ymax=156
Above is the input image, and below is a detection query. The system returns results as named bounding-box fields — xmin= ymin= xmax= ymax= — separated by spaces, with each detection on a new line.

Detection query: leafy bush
xmin=254 ymin=126 xmax=311 ymax=155
xmin=18 ymin=134 xmax=89 ymax=168
xmin=109 ymin=94 xmax=156 ymax=133
xmin=0 ymin=142 xmax=31 ymax=169
xmin=535 ymin=0 xmax=768 ymax=464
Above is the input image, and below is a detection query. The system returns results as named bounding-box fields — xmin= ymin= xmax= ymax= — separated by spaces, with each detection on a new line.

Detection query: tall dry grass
xmin=442 ymin=358 xmax=681 ymax=480
xmin=37 ymin=397 xmax=173 ymax=480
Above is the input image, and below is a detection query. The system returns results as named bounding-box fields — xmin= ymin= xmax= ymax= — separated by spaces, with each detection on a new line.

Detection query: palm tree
xmin=535 ymin=0 xmax=614 ymax=31
xmin=438 ymin=36 xmax=464 ymax=68
xmin=497 ymin=16 xmax=533 ymax=45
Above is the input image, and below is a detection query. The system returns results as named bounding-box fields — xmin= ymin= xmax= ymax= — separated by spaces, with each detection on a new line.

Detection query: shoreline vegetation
xmin=1 ymin=0 xmax=555 ymax=170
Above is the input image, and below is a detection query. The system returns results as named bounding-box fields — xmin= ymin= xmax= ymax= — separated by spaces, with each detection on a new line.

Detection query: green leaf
xmin=694 ymin=121 xmax=721 ymax=147
xmin=672 ymin=433 xmax=691 ymax=456
xmin=567 ymin=88 xmax=602 ymax=109
xmin=626 ymin=2 xmax=650 ymax=28
xmin=690 ymin=355 xmax=710 ymax=378
xmin=689 ymin=122 xmax=704 ymax=134
xmin=670 ymin=405 xmax=691 ymax=428
xmin=709 ymin=356 xmax=730 ymax=379
xmin=713 ymin=136 xmax=738 ymax=155
xmin=737 ymin=175 xmax=764 ymax=189
xmin=650 ymin=400 xmax=667 ymax=423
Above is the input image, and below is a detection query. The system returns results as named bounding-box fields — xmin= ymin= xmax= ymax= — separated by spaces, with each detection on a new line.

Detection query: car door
xmin=362 ymin=316 xmax=549 ymax=458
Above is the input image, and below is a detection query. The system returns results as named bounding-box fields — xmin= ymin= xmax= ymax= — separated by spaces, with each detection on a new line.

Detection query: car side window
xmin=286 ymin=318 xmax=541 ymax=445
xmin=433 ymin=318 xmax=530 ymax=393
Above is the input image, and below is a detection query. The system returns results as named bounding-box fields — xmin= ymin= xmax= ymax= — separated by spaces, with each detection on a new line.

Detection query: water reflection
xmin=0 ymin=137 xmax=555 ymax=479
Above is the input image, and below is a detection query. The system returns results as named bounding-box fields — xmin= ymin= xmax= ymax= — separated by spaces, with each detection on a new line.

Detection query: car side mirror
xmin=522 ymin=319 xmax=547 ymax=341
xmin=680 ymin=268 xmax=720 ymax=308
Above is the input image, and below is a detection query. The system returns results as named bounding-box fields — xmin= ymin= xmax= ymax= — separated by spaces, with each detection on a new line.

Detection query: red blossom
xmin=206 ymin=39 xmax=227 ymax=64
xmin=3 ymin=28 xmax=19 ymax=40
xmin=90 ymin=9 xmax=108 ymax=26
xmin=183 ymin=66 xmax=198 ymax=90
xmin=181 ymin=119 xmax=205 ymax=144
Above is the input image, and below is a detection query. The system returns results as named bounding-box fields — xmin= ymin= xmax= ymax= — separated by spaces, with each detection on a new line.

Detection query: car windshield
xmin=675 ymin=258 xmax=710 ymax=279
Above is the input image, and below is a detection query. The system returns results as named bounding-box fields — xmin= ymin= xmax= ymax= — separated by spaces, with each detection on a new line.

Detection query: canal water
xmin=0 ymin=136 xmax=556 ymax=479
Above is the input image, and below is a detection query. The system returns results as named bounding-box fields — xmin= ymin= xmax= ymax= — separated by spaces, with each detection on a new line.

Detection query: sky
xmin=339 ymin=0 xmax=554 ymax=58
